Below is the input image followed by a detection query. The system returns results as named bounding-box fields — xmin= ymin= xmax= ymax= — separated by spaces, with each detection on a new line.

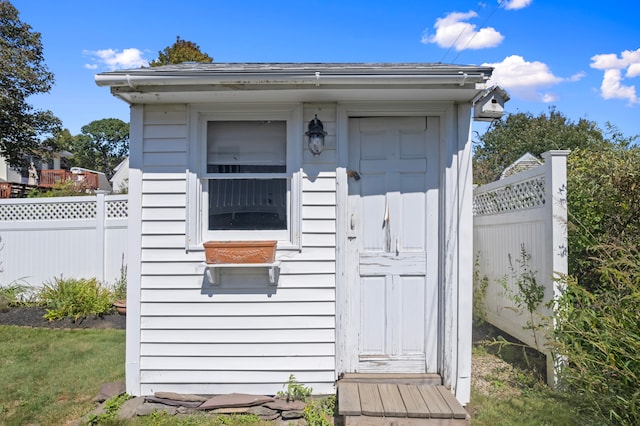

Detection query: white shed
xmin=96 ymin=63 xmax=503 ymax=405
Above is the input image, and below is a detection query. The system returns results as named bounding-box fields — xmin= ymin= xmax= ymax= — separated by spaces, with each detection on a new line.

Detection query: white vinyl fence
xmin=473 ymin=150 xmax=569 ymax=383
xmin=0 ymin=194 xmax=128 ymax=289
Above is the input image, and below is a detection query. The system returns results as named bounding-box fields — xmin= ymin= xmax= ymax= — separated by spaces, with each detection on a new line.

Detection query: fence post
xmin=95 ymin=192 xmax=106 ymax=283
xmin=541 ymin=149 xmax=570 ymax=385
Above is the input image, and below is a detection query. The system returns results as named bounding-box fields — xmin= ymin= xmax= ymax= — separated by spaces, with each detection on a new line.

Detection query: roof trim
xmin=95 ymin=62 xmax=493 ymax=89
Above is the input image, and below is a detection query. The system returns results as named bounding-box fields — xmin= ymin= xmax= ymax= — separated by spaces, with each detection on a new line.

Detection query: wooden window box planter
xmin=203 ymin=240 xmax=277 ymax=264
xmin=202 ymin=241 xmax=279 ymax=285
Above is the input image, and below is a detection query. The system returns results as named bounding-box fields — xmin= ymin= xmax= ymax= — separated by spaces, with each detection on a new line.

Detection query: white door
xmin=346 ymin=116 xmax=439 ymax=373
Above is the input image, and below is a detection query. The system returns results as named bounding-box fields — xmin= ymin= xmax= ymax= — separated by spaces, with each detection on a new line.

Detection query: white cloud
xmin=83 ymin=48 xmax=149 ymax=71
xmin=501 ymin=0 xmax=533 ymax=10
xmin=590 ymin=49 xmax=640 ymax=104
xmin=483 ymin=55 xmax=582 ymax=102
xmin=421 ymin=11 xmax=504 ymax=51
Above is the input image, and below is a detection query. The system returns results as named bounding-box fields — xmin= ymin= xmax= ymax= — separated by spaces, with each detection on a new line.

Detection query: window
xmin=206 ymin=121 xmax=287 ymax=232
xmin=188 ymin=106 xmax=302 ymax=250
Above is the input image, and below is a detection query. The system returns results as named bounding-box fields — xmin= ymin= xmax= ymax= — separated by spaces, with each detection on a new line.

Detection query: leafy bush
xmin=553 ymin=244 xmax=640 ymax=425
xmin=567 ymin=146 xmax=640 ymax=291
xmin=38 ymin=277 xmax=114 ymax=321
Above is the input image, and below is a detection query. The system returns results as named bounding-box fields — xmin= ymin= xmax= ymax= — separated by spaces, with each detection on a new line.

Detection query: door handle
xmin=351 ymin=214 xmax=355 ymax=230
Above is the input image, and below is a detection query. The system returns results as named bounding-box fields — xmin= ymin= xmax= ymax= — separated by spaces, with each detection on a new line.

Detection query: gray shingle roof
xmin=99 ymin=62 xmax=493 ymax=76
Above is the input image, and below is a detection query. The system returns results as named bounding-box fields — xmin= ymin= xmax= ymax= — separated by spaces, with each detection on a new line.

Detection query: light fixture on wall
xmin=305 ymin=114 xmax=327 ymax=156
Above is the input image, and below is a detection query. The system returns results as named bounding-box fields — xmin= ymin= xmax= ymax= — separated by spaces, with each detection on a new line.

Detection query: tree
xmin=149 ymin=36 xmax=213 ymax=67
xmin=69 ymin=118 xmax=129 ymax=179
xmin=0 ymin=1 xmax=62 ymax=170
xmin=473 ymin=108 xmax=612 ymax=184
xmin=567 ymin=145 xmax=640 ymax=288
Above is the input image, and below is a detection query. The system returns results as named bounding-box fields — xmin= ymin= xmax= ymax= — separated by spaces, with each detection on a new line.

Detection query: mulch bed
xmin=0 ymin=306 xmax=126 ymax=329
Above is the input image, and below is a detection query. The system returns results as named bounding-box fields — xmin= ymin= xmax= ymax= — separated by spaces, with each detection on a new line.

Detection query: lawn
xmin=0 ymin=324 xmax=591 ymax=426
xmin=0 ymin=325 xmax=125 ymax=425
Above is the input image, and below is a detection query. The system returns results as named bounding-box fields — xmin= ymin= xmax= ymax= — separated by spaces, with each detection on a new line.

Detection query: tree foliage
xmin=567 ymin=145 xmax=640 ymax=288
xmin=69 ymin=118 xmax=129 ymax=179
xmin=149 ymin=36 xmax=213 ymax=67
xmin=473 ymin=108 xmax=611 ymax=184
xmin=0 ymin=0 xmax=62 ymax=170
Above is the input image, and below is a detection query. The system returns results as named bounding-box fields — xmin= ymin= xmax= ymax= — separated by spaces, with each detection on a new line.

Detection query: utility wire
xmin=441 ymin=0 xmax=504 ymax=64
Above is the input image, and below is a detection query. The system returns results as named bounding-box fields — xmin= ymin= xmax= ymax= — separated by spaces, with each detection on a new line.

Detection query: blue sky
xmin=12 ymin=0 xmax=640 ymax=140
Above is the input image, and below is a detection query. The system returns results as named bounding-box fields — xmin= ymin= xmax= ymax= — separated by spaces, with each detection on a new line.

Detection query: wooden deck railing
xmin=39 ymin=170 xmax=99 ymax=190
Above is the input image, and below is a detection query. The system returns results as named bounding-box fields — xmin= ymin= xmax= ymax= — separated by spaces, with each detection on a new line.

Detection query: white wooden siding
xmin=135 ymin=103 xmax=338 ymax=396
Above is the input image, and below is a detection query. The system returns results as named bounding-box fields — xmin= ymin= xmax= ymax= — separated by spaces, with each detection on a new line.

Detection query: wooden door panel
xmin=347 ymin=116 xmax=439 ymax=374
xmin=360 ymin=276 xmax=388 ymax=354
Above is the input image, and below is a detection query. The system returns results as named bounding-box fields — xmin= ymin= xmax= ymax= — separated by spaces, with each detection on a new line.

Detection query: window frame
xmin=187 ymin=104 xmax=303 ymax=251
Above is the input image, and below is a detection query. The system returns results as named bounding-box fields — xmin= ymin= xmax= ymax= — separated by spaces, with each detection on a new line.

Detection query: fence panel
xmin=0 ymin=194 xmax=128 ymax=289
xmin=473 ymin=150 xmax=569 ymax=383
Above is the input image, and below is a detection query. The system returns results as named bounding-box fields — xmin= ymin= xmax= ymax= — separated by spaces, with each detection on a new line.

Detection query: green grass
xmin=0 ymin=325 xmax=125 ymax=426
xmin=470 ymin=342 xmax=597 ymax=426
xmin=0 ymin=323 xmax=600 ymax=426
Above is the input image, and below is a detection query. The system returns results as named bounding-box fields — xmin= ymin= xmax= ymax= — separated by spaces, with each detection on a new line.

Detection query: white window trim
xmin=186 ymin=104 xmax=303 ymax=251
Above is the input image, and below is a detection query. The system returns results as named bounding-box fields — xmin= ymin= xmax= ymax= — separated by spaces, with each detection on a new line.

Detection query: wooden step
xmin=338 ymin=381 xmax=469 ymax=424
xmin=343 ymin=416 xmax=470 ymax=425
xmin=340 ymin=373 xmax=442 ymax=386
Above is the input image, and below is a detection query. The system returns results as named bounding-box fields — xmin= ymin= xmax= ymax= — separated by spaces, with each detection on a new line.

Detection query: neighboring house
xmin=96 ymin=63 xmax=505 ymax=404
xmin=500 ymin=152 xmax=543 ymax=179
xmin=111 ymin=157 xmax=129 ymax=193
xmin=0 ymin=151 xmax=72 ymax=185
xmin=69 ymin=167 xmax=113 ymax=192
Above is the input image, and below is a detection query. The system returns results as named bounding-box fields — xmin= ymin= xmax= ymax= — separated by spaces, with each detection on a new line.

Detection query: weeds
xmin=304 ymin=396 xmax=336 ymax=426
xmin=86 ymin=393 xmax=131 ymax=425
xmin=277 ymin=374 xmax=312 ymax=402
xmin=501 ymin=244 xmax=547 ymax=352
xmin=473 ymin=252 xmax=489 ymax=325
xmin=111 ymin=256 xmax=127 ymax=301
xmin=553 ymin=244 xmax=640 ymax=425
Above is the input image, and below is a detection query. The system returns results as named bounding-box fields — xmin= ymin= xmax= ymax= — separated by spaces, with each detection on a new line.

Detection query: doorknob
xmin=347 ymin=170 xmax=361 ymax=180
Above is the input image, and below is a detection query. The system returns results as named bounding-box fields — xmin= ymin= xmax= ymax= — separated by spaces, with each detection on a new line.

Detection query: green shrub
xmin=38 ymin=277 xmax=114 ymax=321
xmin=568 ymin=146 xmax=640 ymax=291
xmin=0 ymin=282 xmax=36 ymax=311
xmin=553 ymin=244 xmax=640 ymax=425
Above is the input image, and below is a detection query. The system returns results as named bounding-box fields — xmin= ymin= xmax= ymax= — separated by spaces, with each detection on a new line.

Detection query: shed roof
xmin=95 ymin=62 xmax=494 ymax=104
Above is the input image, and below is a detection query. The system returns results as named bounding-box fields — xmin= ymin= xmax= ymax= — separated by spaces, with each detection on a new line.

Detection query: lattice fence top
xmin=0 ymin=198 xmax=128 ymax=221
xmin=473 ymin=176 xmax=545 ymax=216
xmin=106 ymin=199 xmax=128 ymax=218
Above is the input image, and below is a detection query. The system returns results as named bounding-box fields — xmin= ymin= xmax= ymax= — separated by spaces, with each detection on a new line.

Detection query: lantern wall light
xmin=305 ymin=114 xmax=327 ymax=156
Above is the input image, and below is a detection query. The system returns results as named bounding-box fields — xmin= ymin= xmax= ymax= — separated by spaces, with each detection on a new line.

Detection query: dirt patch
xmin=0 ymin=306 xmax=126 ymax=329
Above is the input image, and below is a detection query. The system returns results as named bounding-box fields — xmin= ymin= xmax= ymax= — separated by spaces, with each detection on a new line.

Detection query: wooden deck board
xmin=418 ymin=385 xmax=453 ymax=419
xmin=397 ymin=384 xmax=431 ymax=418
xmin=358 ymin=383 xmax=385 ymax=416
xmin=337 ymin=376 xmax=469 ymax=424
xmin=378 ymin=383 xmax=407 ymax=417
xmin=339 ymin=382 xmax=362 ymax=416
xmin=345 ymin=416 xmax=469 ymax=425
xmin=436 ymin=386 xmax=468 ymax=419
